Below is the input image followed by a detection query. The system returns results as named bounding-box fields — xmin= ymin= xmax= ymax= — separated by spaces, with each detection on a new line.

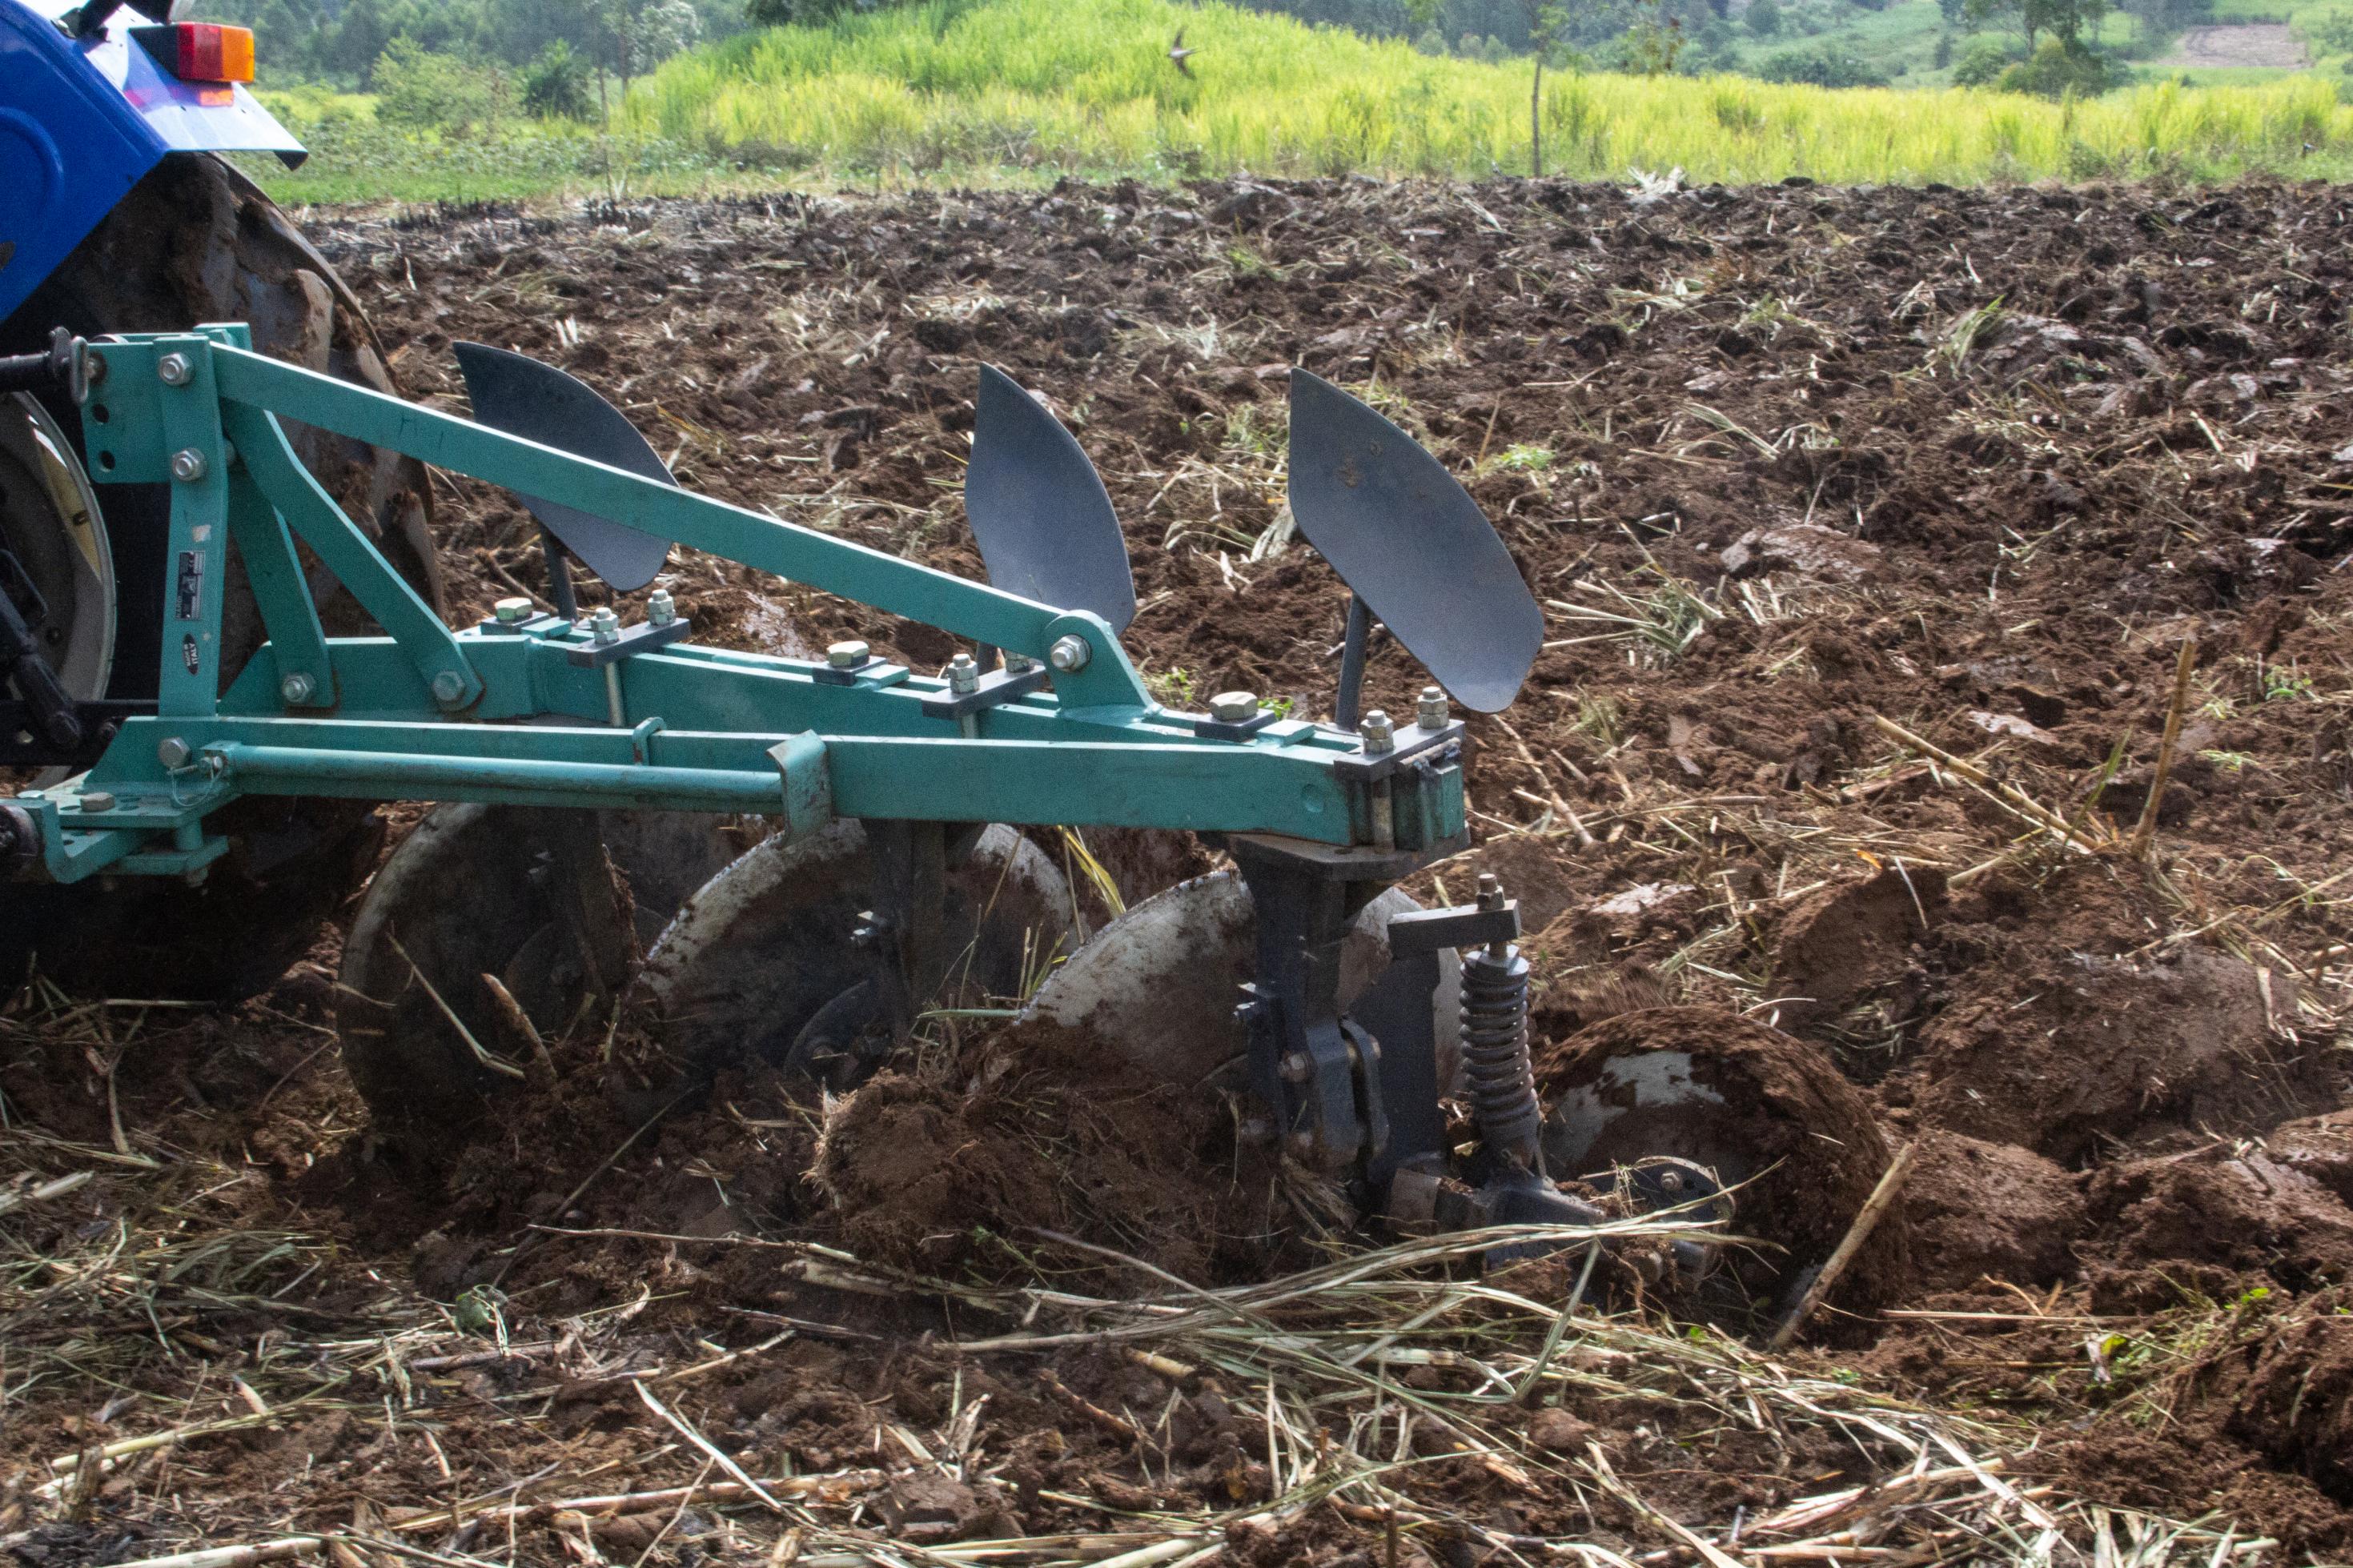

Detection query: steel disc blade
xmin=1287 ymin=370 xmax=1541 ymax=713
xmin=1021 ymin=871 xmax=1459 ymax=1092
xmin=966 ymin=365 xmax=1134 ymax=630
xmin=455 ymin=342 xmax=675 ymax=592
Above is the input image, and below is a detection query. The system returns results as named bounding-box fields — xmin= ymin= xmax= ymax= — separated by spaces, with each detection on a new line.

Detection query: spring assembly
xmin=1460 ymin=874 xmax=1544 ymax=1175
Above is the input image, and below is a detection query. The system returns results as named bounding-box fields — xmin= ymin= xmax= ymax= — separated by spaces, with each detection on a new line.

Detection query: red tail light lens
xmin=167 ymin=24 xmax=256 ymax=83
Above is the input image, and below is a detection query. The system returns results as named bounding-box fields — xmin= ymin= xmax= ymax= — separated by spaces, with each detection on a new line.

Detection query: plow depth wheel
xmin=1538 ymin=1006 xmax=1910 ymax=1322
xmin=636 ymin=820 xmax=1077 ymax=1090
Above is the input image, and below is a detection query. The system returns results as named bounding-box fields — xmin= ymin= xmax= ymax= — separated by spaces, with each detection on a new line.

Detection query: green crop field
xmin=245 ymin=0 xmax=2353 ymax=204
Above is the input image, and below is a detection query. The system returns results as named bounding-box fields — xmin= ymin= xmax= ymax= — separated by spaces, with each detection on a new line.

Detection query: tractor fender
xmin=0 ymin=0 xmax=304 ymax=327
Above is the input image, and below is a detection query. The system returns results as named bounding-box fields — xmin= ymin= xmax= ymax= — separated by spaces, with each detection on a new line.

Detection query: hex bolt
xmin=946 ymin=652 xmax=981 ymax=695
xmin=1417 ymin=684 xmax=1449 ymax=729
xmin=1003 ymin=652 xmax=1038 ymax=674
xmin=827 ymin=640 xmax=870 ymax=669
xmin=78 ymin=791 xmax=116 ymax=812
xmin=157 ymin=352 xmax=191 ymax=387
xmin=647 ymin=588 xmax=677 ymax=626
xmin=1048 ymin=634 xmax=1092 ymax=673
xmin=1358 ymin=708 xmax=1396 ymax=754
xmin=590 ymin=607 xmax=621 ymax=646
xmin=493 ymin=596 xmax=533 ymax=624
xmin=156 ymin=737 xmax=192 ymax=770
xmin=83 ymin=351 xmax=107 ymax=387
xmin=1477 ymin=872 xmax=1504 ymax=911
xmin=279 ymin=672 xmax=316 ymax=706
xmin=170 ymin=448 xmax=207 ymax=483
xmin=1279 ymin=1050 xmax=1312 ymax=1084
xmin=431 ymin=669 xmax=468 ymax=706
xmin=1210 ymin=691 xmax=1259 ymax=724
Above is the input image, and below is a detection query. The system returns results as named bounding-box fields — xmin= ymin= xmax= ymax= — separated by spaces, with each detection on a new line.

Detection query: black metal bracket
xmin=563 ymin=618 xmax=695 ymax=669
xmin=919 ymin=664 xmax=1050 ymax=719
xmin=0 ymin=700 xmax=155 ymax=768
xmin=810 ymin=654 xmax=897 ymax=688
xmin=1387 ymin=899 xmax=1520 ymax=956
xmin=1192 ymin=708 xmax=1283 ymax=743
xmin=0 ymin=329 xmax=89 ymax=402
xmin=1329 ymin=724 xmax=1463 ymax=784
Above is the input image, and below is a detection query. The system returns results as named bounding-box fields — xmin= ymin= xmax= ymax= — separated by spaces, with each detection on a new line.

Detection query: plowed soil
xmin=10 ymin=174 xmax=2353 ymax=1564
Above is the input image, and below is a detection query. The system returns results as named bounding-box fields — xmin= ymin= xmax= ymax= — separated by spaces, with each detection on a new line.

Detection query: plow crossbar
xmin=9 ymin=328 xmax=1469 ymax=887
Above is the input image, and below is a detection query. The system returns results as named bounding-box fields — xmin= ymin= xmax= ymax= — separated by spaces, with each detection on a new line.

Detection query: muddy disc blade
xmin=1287 ymin=370 xmax=1540 ymax=713
xmin=966 ymin=365 xmax=1134 ymax=630
xmin=1021 ymin=871 xmax=1460 ymax=1093
xmin=455 ymin=342 xmax=675 ymax=592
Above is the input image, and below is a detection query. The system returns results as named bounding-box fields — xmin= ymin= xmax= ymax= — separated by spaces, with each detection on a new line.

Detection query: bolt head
xmin=493 ymin=596 xmax=533 ymax=624
xmin=431 ymin=670 xmax=468 ymax=705
xmin=279 ymin=672 xmax=317 ymax=706
xmin=1210 ymin=691 xmax=1259 ymax=724
xmin=1048 ymin=634 xmax=1092 ymax=673
xmin=1003 ymin=652 xmax=1038 ymax=674
xmin=169 ymin=448 xmax=207 ymax=483
xmin=947 ymin=652 xmax=980 ymax=694
xmin=1279 ymin=1050 xmax=1312 ymax=1084
xmin=1358 ymin=708 xmax=1396 ymax=753
xmin=1416 ymin=684 xmax=1449 ymax=728
xmin=827 ymin=640 xmax=870 ymax=669
xmin=77 ymin=791 xmax=116 ymax=813
xmin=589 ymin=607 xmax=620 ymax=645
xmin=157 ymin=352 xmax=191 ymax=387
xmin=157 ymin=737 xmax=192 ymax=769
xmin=82 ymin=351 xmax=107 ymax=387
xmin=646 ymin=588 xmax=677 ymax=626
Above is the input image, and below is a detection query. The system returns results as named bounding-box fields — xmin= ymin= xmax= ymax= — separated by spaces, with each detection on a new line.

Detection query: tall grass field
xmin=621 ymin=0 xmax=2353 ymax=186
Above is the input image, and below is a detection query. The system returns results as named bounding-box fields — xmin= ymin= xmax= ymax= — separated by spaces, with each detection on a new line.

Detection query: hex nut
xmin=947 ymin=652 xmax=981 ymax=695
xmin=1416 ymin=684 xmax=1449 ymax=729
xmin=1048 ymin=634 xmax=1092 ymax=673
xmin=279 ymin=672 xmax=317 ymax=706
xmin=646 ymin=588 xmax=677 ymax=626
xmin=1210 ymin=691 xmax=1259 ymax=724
xmin=493 ymin=596 xmax=533 ymax=623
xmin=589 ymin=607 xmax=621 ymax=646
xmin=169 ymin=448 xmax=207 ymax=483
xmin=1358 ymin=708 xmax=1397 ymax=754
xmin=157 ymin=352 xmax=191 ymax=387
xmin=156 ymin=737 xmax=192 ymax=770
xmin=827 ymin=640 xmax=870 ymax=668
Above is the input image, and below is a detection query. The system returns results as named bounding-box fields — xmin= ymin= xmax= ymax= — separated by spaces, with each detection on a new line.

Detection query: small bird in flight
xmin=1169 ymin=28 xmax=1195 ymax=74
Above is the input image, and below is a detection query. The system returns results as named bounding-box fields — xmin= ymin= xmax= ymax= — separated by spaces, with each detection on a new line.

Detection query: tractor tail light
xmin=167 ymin=24 xmax=256 ymax=83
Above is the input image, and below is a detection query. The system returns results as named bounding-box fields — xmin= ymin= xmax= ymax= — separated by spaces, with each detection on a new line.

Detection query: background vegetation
xmin=210 ymin=0 xmax=2353 ymax=202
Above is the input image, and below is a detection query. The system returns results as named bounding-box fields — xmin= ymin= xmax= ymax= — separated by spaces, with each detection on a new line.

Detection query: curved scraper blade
xmin=1287 ymin=371 xmax=1540 ymax=713
xmin=966 ymin=365 xmax=1134 ymax=630
xmin=455 ymin=342 xmax=675 ymax=592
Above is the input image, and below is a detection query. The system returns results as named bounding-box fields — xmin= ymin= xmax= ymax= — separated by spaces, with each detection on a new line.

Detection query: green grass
xmin=239 ymin=0 xmax=2353 ymax=203
xmin=249 ymin=90 xmax=744 ymax=204
xmin=625 ymin=0 xmax=2353 ymax=185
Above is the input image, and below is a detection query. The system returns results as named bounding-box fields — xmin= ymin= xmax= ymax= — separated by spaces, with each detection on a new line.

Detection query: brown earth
xmin=10 ymin=173 xmax=2353 ymax=1562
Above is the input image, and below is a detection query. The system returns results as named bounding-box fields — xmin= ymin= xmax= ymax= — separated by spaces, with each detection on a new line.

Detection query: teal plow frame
xmin=13 ymin=327 xmax=1468 ymax=886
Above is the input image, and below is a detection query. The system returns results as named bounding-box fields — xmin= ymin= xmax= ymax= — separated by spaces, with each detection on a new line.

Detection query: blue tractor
xmin=2 ymin=0 xmax=442 ymax=1001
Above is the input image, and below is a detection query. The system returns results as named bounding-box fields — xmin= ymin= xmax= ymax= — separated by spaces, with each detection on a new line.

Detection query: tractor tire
xmin=1 ymin=153 xmax=442 ymax=1006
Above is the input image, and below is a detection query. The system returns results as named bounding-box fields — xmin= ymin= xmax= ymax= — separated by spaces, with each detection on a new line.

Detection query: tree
xmin=1965 ymin=0 xmax=2108 ymax=52
xmin=374 ymin=37 xmax=511 ymax=133
xmin=1746 ymin=0 xmax=1782 ymax=35
xmin=520 ymin=38 xmax=592 ymax=117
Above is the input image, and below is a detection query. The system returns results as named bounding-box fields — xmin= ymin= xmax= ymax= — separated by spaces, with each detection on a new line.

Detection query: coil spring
xmin=1461 ymin=944 xmax=1541 ymax=1170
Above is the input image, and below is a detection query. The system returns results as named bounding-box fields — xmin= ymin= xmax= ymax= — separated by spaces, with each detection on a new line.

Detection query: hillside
xmin=617 ymin=0 xmax=2351 ymax=184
